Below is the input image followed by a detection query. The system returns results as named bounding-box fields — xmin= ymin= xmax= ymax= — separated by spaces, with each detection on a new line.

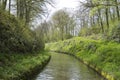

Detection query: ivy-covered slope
xmin=0 ymin=10 xmax=44 ymax=53
xmin=46 ymin=37 xmax=120 ymax=80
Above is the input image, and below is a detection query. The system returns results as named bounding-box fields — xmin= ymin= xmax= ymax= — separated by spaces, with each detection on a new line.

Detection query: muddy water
xmin=35 ymin=53 xmax=105 ymax=80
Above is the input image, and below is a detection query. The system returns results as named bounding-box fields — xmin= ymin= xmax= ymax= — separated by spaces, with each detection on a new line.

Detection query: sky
xmin=46 ymin=0 xmax=80 ymax=19
xmin=33 ymin=0 xmax=81 ymax=25
xmin=55 ymin=0 xmax=80 ymax=9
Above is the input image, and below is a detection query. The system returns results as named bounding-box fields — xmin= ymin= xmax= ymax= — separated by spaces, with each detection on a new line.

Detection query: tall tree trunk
xmin=61 ymin=27 xmax=64 ymax=41
xmin=109 ymin=8 xmax=113 ymax=21
xmin=2 ymin=0 xmax=7 ymax=10
xmin=115 ymin=0 xmax=120 ymax=20
xmin=0 ymin=0 xmax=1 ymax=6
xmin=17 ymin=0 xmax=25 ymax=20
xmin=25 ymin=0 xmax=31 ymax=25
xmin=105 ymin=7 xmax=109 ymax=31
xmin=98 ymin=9 xmax=104 ymax=33
xmin=17 ymin=0 xmax=20 ymax=18
xmin=9 ymin=0 xmax=11 ymax=14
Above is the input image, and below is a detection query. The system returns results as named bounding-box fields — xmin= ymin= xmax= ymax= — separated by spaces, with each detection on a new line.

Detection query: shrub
xmin=0 ymin=10 xmax=44 ymax=53
xmin=109 ymin=24 xmax=120 ymax=43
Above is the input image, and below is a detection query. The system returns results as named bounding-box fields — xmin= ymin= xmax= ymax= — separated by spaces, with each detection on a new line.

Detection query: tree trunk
xmin=105 ymin=7 xmax=109 ymax=31
xmin=98 ymin=9 xmax=104 ymax=33
xmin=2 ymin=0 xmax=7 ymax=10
xmin=25 ymin=0 xmax=31 ymax=25
xmin=115 ymin=0 xmax=120 ymax=20
xmin=9 ymin=0 xmax=11 ymax=14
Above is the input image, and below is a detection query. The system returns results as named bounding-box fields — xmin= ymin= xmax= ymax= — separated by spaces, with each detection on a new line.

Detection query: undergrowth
xmin=0 ymin=51 xmax=50 ymax=80
xmin=46 ymin=37 xmax=120 ymax=80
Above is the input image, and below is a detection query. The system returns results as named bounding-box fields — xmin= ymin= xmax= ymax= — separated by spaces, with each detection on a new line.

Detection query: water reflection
xmin=35 ymin=53 xmax=105 ymax=80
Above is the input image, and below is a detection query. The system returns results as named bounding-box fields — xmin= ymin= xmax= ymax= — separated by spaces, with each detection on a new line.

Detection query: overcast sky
xmin=55 ymin=0 xmax=80 ymax=9
xmin=33 ymin=0 xmax=81 ymax=25
xmin=46 ymin=0 xmax=80 ymax=18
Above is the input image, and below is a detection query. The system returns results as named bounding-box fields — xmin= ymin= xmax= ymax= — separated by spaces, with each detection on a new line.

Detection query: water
xmin=35 ymin=53 xmax=105 ymax=80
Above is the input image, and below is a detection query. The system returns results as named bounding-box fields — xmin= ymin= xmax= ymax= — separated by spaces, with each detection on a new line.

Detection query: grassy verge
xmin=46 ymin=37 xmax=120 ymax=80
xmin=0 ymin=51 xmax=51 ymax=80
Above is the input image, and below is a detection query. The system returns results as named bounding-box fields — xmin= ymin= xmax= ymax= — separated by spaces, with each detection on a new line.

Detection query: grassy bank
xmin=46 ymin=37 xmax=120 ymax=80
xmin=0 ymin=51 xmax=50 ymax=80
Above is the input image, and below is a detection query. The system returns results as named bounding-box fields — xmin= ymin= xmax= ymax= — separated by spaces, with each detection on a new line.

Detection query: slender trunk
xmin=0 ymin=0 xmax=1 ymax=6
xmin=92 ymin=16 xmax=95 ymax=26
xmin=17 ymin=0 xmax=20 ymax=18
xmin=98 ymin=9 xmax=104 ymax=33
xmin=19 ymin=0 xmax=24 ymax=19
xmin=25 ymin=0 xmax=31 ymax=25
xmin=2 ymin=0 xmax=7 ymax=10
xmin=61 ymin=27 xmax=64 ymax=41
xmin=109 ymin=8 xmax=113 ymax=20
xmin=105 ymin=8 xmax=109 ymax=31
xmin=115 ymin=0 xmax=120 ymax=20
xmin=17 ymin=0 xmax=25 ymax=19
xmin=9 ymin=0 xmax=11 ymax=14
xmin=112 ymin=7 xmax=116 ymax=20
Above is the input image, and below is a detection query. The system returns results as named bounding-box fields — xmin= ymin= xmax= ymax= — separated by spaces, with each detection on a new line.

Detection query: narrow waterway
xmin=35 ymin=53 xmax=105 ymax=80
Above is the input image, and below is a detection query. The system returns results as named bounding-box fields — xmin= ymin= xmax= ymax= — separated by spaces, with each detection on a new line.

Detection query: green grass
xmin=46 ymin=37 xmax=120 ymax=80
xmin=0 ymin=51 xmax=50 ymax=80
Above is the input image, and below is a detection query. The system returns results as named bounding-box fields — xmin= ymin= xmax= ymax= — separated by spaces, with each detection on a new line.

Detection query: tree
xmin=52 ymin=9 xmax=75 ymax=40
xmin=0 ymin=0 xmax=54 ymax=53
xmin=15 ymin=0 xmax=53 ymax=26
xmin=0 ymin=0 xmax=7 ymax=10
xmin=77 ymin=0 xmax=120 ymax=37
xmin=8 ymin=0 xmax=11 ymax=14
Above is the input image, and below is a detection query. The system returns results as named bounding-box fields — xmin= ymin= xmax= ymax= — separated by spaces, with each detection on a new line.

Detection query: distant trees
xmin=77 ymin=0 xmax=120 ymax=38
xmin=35 ymin=9 xmax=76 ymax=42
xmin=52 ymin=10 xmax=70 ymax=40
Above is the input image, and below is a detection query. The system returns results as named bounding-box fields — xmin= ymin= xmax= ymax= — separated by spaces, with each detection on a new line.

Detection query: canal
xmin=35 ymin=53 xmax=105 ymax=80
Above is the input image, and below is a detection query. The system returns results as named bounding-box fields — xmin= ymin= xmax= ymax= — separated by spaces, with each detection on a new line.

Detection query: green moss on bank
xmin=0 ymin=51 xmax=50 ymax=80
xmin=46 ymin=37 xmax=120 ymax=80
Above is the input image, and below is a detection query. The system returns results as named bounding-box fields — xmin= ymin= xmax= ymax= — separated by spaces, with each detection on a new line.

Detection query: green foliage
xmin=78 ymin=0 xmax=120 ymax=42
xmin=0 ymin=10 xmax=44 ymax=53
xmin=51 ymin=9 xmax=75 ymax=41
xmin=79 ymin=18 xmax=120 ymax=41
xmin=0 ymin=51 xmax=50 ymax=80
xmin=109 ymin=24 xmax=120 ymax=43
xmin=46 ymin=37 xmax=120 ymax=79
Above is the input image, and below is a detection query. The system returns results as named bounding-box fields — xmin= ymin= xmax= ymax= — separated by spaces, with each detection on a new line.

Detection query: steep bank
xmin=0 ymin=9 xmax=44 ymax=53
xmin=0 ymin=51 xmax=51 ymax=80
xmin=0 ymin=7 xmax=49 ymax=80
xmin=46 ymin=37 xmax=120 ymax=80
